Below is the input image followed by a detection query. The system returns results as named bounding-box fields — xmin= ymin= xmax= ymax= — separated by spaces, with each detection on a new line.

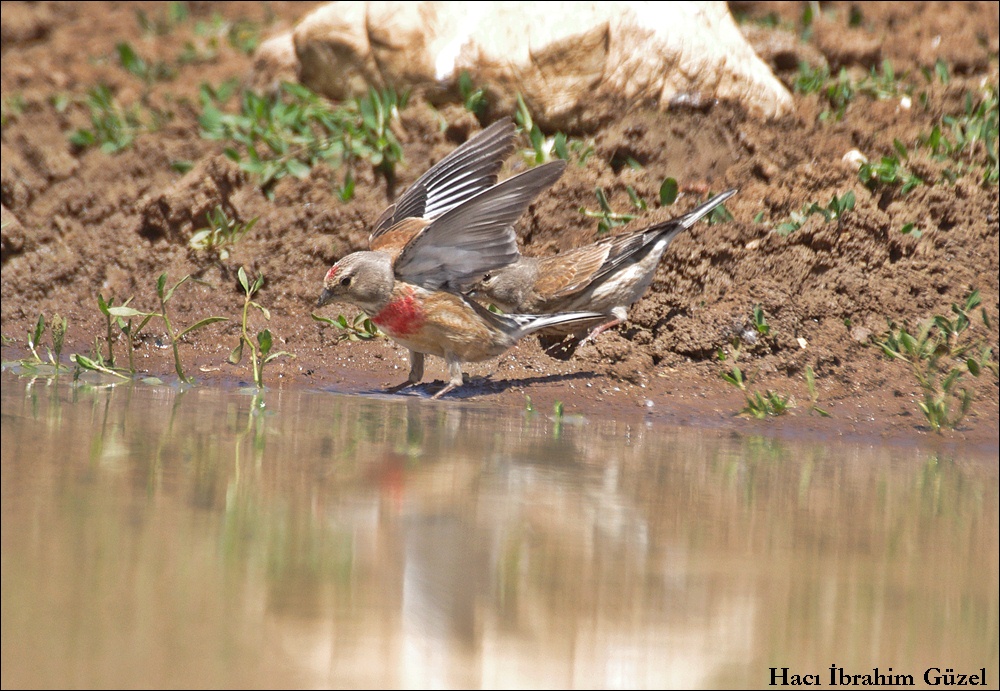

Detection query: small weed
xmin=230 ymin=267 xmax=294 ymax=388
xmin=580 ymin=187 xmax=639 ymax=235
xmin=115 ymin=42 xmax=176 ymax=85
xmin=876 ymin=290 xmax=997 ymax=431
xmin=776 ymin=190 xmax=855 ymax=235
xmin=103 ymin=273 xmax=228 ymax=383
xmin=919 ymin=86 xmax=998 ymax=185
xmin=900 ymin=222 xmax=922 ymax=238
xmin=199 ymin=81 xmax=407 ymax=197
xmin=659 ymin=177 xmax=679 ymax=206
xmin=458 ymin=71 xmax=487 ymax=118
xmin=751 ymin=305 xmax=771 ymax=337
xmin=1 ymin=93 xmax=26 ymax=129
xmin=514 ymin=93 xmax=594 ymax=166
xmin=189 ymin=206 xmax=258 ymax=260
xmin=12 ymin=314 xmax=69 ymax=374
xmin=804 ymin=365 xmax=830 ymax=417
xmin=794 ymin=60 xmax=907 ymax=120
xmin=135 ymin=1 xmax=189 ymax=36
xmin=858 ymin=149 xmax=922 ymax=195
xmin=311 ymin=312 xmax=382 ymax=341
xmin=741 ymin=390 xmax=793 ymax=419
xmin=68 ymin=84 xmax=159 ymax=154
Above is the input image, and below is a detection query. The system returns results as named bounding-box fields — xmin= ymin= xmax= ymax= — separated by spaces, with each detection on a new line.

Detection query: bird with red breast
xmin=318 ymin=157 xmax=604 ymax=398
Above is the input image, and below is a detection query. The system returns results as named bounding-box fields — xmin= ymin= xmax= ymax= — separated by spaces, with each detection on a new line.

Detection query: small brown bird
xmin=470 ymin=189 xmax=738 ymax=356
xmin=318 ymin=160 xmax=595 ymax=398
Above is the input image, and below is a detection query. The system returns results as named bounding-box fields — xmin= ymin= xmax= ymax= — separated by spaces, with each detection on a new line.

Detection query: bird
xmin=469 ymin=189 xmax=738 ymax=358
xmin=317 ymin=159 xmax=601 ymax=398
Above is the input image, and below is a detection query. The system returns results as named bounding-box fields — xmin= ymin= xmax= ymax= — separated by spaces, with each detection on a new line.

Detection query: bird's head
xmin=318 ymin=251 xmax=395 ymax=314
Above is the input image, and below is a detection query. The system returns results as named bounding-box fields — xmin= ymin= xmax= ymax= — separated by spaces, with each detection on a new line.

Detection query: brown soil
xmin=2 ymin=1 xmax=998 ymax=449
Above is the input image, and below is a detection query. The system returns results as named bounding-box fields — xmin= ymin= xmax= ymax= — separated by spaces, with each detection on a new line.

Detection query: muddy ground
xmin=1 ymin=1 xmax=998 ymax=448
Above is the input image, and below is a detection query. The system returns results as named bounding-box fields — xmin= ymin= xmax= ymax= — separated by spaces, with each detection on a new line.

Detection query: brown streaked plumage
xmin=470 ymin=189 xmax=738 ymax=357
xmin=318 ymin=160 xmax=578 ymax=397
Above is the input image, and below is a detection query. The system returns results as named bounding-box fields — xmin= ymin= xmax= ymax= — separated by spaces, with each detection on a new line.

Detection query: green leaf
xmin=238 ymin=266 xmax=249 ymax=294
xmin=156 ymin=273 xmax=167 ymax=299
xmin=177 ymin=316 xmax=228 ymax=339
xmin=263 ymin=350 xmax=293 ymax=364
xmin=967 ymin=358 xmax=980 ymax=376
xmin=229 ymin=339 xmax=244 ymax=365
xmin=285 ymin=158 xmax=311 ymax=179
xmin=257 ymin=328 xmax=273 ymax=356
xmin=163 ymin=275 xmax=191 ymax=304
xmin=659 ymin=178 xmax=678 ymax=206
xmin=31 ymin=313 xmax=45 ymax=347
xmin=107 ymin=306 xmax=151 ymax=318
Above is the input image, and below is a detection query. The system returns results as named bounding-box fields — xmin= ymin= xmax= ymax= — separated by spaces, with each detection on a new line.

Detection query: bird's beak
xmin=317 ymin=287 xmax=336 ymax=308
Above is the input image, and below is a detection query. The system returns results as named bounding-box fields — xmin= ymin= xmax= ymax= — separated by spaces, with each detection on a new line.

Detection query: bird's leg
xmin=386 ymin=350 xmax=424 ymax=393
xmin=431 ymin=356 xmax=465 ymax=399
xmin=577 ymin=317 xmax=623 ymax=346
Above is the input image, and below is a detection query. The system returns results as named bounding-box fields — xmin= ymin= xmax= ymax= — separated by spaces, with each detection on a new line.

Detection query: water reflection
xmin=1 ymin=372 xmax=997 ymax=688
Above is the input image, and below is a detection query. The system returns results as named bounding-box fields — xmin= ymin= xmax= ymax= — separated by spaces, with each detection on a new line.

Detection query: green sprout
xmin=230 ymin=267 xmax=294 ymax=388
xmin=776 ymin=190 xmax=855 ymax=235
xmin=858 ymin=146 xmax=923 ymax=195
xmin=115 ymin=42 xmax=176 ymax=85
xmin=751 ymin=305 xmax=771 ymax=337
xmin=18 ymin=313 xmax=68 ymax=373
xmin=68 ymin=84 xmax=159 ymax=154
xmin=581 ymin=187 xmax=640 ymax=235
xmin=659 ymin=178 xmax=679 ymax=206
xmin=102 ymin=273 xmax=228 ymax=383
xmin=875 ymin=290 xmax=997 ymax=431
xmin=458 ymin=71 xmax=487 ymax=117
xmin=199 ymin=81 xmax=407 ymax=198
xmin=189 ymin=207 xmax=258 ymax=260
xmin=311 ymin=312 xmax=382 ymax=341
xmin=805 ymin=365 xmax=830 ymax=417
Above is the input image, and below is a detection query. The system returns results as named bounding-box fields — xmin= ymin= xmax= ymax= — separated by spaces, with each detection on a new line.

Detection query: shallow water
xmin=1 ymin=371 xmax=997 ymax=689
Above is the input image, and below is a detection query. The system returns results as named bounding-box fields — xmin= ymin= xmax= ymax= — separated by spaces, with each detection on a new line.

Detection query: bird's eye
xmin=340 ymin=275 xmax=352 ymax=287
xmin=481 ymin=273 xmax=493 ymax=284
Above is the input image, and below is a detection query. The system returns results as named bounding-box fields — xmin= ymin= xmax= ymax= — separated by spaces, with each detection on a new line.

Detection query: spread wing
xmin=368 ymin=119 xmax=517 ymax=243
xmin=394 ymin=160 xmax=567 ymax=291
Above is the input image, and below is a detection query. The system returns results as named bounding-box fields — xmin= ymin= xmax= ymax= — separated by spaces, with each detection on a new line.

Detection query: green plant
xmin=776 ymin=190 xmax=855 ymax=235
xmin=104 ymin=273 xmax=228 ymax=383
xmin=189 ymin=207 xmax=258 ymax=260
xmin=199 ymin=81 xmax=407 ymax=197
xmin=16 ymin=314 xmax=68 ymax=373
xmin=751 ymin=305 xmax=771 ymax=337
xmin=135 ymin=1 xmax=189 ymax=36
xmin=1 ymin=93 xmax=26 ymax=129
xmin=68 ymin=84 xmax=158 ymax=154
xmin=311 ymin=312 xmax=382 ymax=341
xmin=794 ymin=60 xmax=907 ymax=121
xmin=458 ymin=71 xmax=487 ymax=117
xmin=919 ymin=86 xmax=998 ymax=185
xmin=659 ymin=178 xmax=679 ymax=206
xmin=579 ymin=185 xmax=657 ymax=235
xmin=115 ymin=42 xmax=176 ymax=85
xmin=230 ymin=267 xmax=294 ymax=388
xmin=742 ymin=390 xmax=793 ymax=419
xmin=858 ymin=148 xmax=922 ymax=194
xmin=513 ymin=94 xmax=594 ymax=166
xmin=876 ymin=290 xmax=996 ymax=431
xmin=804 ymin=365 xmax=830 ymax=417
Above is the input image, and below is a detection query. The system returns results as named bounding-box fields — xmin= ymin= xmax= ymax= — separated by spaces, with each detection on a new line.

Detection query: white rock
xmin=842 ymin=149 xmax=868 ymax=170
xmin=288 ymin=1 xmax=793 ymax=128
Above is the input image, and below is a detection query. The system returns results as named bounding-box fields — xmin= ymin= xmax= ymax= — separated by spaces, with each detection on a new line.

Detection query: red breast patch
xmin=372 ymin=292 xmax=425 ymax=337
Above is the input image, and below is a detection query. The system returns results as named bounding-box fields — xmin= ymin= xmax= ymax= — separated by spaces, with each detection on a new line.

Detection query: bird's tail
xmin=677 ymin=188 xmax=738 ymax=229
xmin=502 ymin=310 xmax=609 ymax=339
